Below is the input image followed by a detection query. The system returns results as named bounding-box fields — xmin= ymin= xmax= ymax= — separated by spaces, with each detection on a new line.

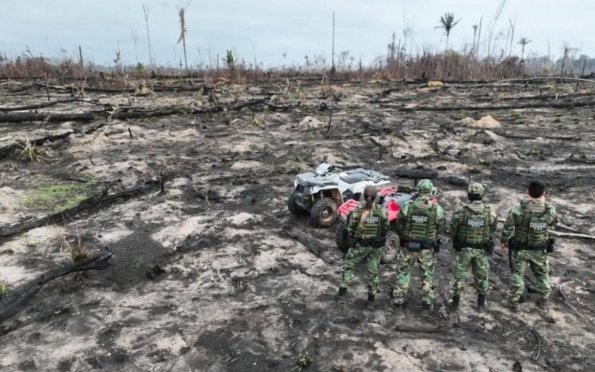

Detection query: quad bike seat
xmin=339 ymin=169 xmax=388 ymax=184
xmin=339 ymin=172 xmax=369 ymax=184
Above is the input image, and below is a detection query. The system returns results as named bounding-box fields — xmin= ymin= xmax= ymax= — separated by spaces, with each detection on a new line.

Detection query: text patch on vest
xmin=412 ymin=215 xmax=428 ymax=224
xmin=468 ymin=219 xmax=485 ymax=228
xmin=529 ymin=219 xmax=547 ymax=231
xmin=365 ymin=216 xmax=379 ymax=224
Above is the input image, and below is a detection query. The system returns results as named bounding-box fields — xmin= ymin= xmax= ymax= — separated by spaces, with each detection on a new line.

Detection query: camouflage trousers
xmin=393 ymin=249 xmax=435 ymax=305
xmin=340 ymin=244 xmax=383 ymax=295
xmin=508 ymin=250 xmax=551 ymax=303
xmin=451 ymin=248 xmax=489 ymax=296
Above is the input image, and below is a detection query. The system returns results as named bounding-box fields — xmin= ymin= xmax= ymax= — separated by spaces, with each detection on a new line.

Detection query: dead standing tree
xmin=518 ymin=37 xmax=531 ymax=60
xmin=142 ymin=4 xmax=154 ymax=66
xmin=177 ymin=1 xmax=192 ymax=72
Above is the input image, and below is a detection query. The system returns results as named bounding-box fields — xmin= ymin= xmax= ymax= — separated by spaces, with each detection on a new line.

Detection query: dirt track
xmin=1 ymin=77 xmax=595 ymax=371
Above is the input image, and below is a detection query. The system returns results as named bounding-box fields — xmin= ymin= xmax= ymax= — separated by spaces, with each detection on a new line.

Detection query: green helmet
xmin=416 ymin=179 xmax=434 ymax=194
xmin=468 ymin=182 xmax=485 ymax=197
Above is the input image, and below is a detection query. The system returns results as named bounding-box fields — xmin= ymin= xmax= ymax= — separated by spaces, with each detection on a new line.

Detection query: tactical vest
xmin=455 ymin=203 xmax=491 ymax=247
xmin=511 ymin=201 xmax=554 ymax=249
xmin=403 ymin=200 xmax=438 ymax=241
xmin=352 ymin=205 xmax=384 ymax=239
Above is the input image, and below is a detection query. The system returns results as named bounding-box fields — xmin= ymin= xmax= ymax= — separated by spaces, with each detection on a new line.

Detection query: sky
xmin=1 ymin=0 xmax=593 ymax=68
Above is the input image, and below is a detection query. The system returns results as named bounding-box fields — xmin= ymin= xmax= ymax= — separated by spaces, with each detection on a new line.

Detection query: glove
xmin=546 ymin=238 xmax=555 ymax=253
xmin=485 ymin=239 xmax=495 ymax=256
xmin=434 ymin=239 xmax=442 ymax=254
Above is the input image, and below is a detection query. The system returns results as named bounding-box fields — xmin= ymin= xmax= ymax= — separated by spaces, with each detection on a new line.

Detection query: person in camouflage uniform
xmin=393 ymin=179 xmax=445 ymax=314
xmin=449 ymin=183 xmax=498 ymax=312
xmin=337 ymin=185 xmax=389 ymax=310
xmin=501 ymin=180 xmax=558 ymax=313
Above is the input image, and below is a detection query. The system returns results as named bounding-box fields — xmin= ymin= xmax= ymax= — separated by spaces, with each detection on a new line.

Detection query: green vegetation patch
xmin=24 ymin=181 xmax=100 ymax=213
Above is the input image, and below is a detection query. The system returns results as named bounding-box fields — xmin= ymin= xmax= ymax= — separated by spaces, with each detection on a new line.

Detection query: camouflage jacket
xmin=396 ymin=197 xmax=445 ymax=241
xmin=450 ymin=201 xmax=498 ymax=245
xmin=501 ymin=198 xmax=558 ymax=245
xmin=346 ymin=203 xmax=389 ymax=240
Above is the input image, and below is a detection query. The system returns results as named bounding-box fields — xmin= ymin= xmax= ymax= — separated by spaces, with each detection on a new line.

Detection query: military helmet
xmin=416 ymin=179 xmax=434 ymax=194
xmin=468 ymin=182 xmax=485 ymax=197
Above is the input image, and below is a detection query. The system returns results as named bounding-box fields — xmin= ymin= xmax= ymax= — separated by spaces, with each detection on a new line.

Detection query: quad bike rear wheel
xmin=310 ymin=197 xmax=337 ymax=228
xmin=380 ymin=231 xmax=400 ymax=264
xmin=287 ymin=191 xmax=308 ymax=216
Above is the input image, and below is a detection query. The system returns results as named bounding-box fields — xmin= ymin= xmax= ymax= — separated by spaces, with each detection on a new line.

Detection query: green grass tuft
xmin=24 ymin=182 xmax=98 ymax=212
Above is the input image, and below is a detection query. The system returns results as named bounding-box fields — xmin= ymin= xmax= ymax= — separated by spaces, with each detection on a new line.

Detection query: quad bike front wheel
xmin=380 ymin=231 xmax=400 ymax=264
xmin=310 ymin=197 xmax=337 ymax=228
xmin=287 ymin=191 xmax=308 ymax=216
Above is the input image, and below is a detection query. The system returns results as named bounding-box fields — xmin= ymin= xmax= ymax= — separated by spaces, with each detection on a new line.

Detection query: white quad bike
xmin=287 ymin=163 xmax=391 ymax=228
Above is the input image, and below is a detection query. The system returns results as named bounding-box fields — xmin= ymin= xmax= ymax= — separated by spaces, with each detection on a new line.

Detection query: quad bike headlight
xmin=311 ymin=186 xmax=319 ymax=194
xmin=294 ymin=179 xmax=298 ymax=187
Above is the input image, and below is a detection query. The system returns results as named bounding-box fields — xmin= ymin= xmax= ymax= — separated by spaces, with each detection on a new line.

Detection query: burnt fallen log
xmin=282 ymin=226 xmax=337 ymax=265
xmin=0 ymin=251 xmax=113 ymax=323
xmin=393 ymin=324 xmax=444 ymax=333
xmin=440 ymin=176 xmax=469 ymax=187
xmin=387 ymin=100 xmax=595 ymax=112
xmin=0 ymin=130 xmax=74 ymax=159
xmin=0 ymin=180 xmax=159 ymax=238
xmin=394 ymin=170 xmax=438 ymax=179
xmin=5 ymin=82 xmax=217 ymax=95
xmin=0 ymin=97 xmax=269 ymax=123
xmin=0 ymin=99 xmax=115 ymax=112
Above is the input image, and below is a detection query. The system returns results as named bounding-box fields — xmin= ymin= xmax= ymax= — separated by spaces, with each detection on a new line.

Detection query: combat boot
xmin=501 ymin=299 xmax=520 ymax=313
xmin=421 ymin=302 xmax=434 ymax=317
xmin=450 ymin=295 xmax=460 ymax=311
xmin=336 ymin=287 xmax=347 ymax=303
xmin=367 ymin=293 xmax=375 ymax=310
xmin=477 ymin=294 xmax=486 ymax=312
xmin=536 ymin=299 xmax=550 ymax=313
xmin=393 ymin=302 xmax=404 ymax=315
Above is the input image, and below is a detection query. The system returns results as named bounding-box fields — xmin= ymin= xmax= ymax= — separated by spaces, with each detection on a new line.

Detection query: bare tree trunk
xmin=131 ymin=29 xmax=139 ymax=63
xmin=331 ymin=11 xmax=336 ymax=74
xmin=142 ymin=5 xmax=153 ymax=66
xmin=561 ymin=47 xmax=568 ymax=75
xmin=208 ymin=46 xmax=212 ymax=70
xmin=508 ymin=18 xmax=516 ymax=57
xmin=78 ymin=46 xmax=84 ymax=69
xmin=182 ymin=35 xmax=188 ymax=71
xmin=472 ymin=28 xmax=477 ymax=56
xmin=476 ymin=17 xmax=483 ymax=58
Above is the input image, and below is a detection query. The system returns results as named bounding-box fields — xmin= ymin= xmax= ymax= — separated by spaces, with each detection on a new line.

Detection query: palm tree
xmin=435 ymin=13 xmax=462 ymax=50
xmin=517 ymin=37 xmax=531 ymax=60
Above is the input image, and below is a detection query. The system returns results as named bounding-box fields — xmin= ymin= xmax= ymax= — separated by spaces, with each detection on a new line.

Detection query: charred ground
xmin=0 ymin=76 xmax=594 ymax=371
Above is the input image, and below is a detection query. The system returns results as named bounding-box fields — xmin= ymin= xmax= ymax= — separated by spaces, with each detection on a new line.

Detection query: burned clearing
xmin=1 ymin=76 xmax=595 ymax=372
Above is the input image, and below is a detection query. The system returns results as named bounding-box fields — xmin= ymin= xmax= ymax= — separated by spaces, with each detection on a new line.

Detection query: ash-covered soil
xmin=1 ymin=77 xmax=595 ymax=372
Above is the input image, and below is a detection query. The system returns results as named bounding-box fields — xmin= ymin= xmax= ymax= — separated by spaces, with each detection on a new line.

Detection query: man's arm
xmin=548 ymin=204 xmax=558 ymax=227
xmin=500 ymin=206 xmax=519 ymax=244
xmin=435 ymin=205 xmax=446 ymax=234
xmin=449 ymin=208 xmax=463 ymax=237
xmin=380 ymin=208 xmax=390 ymax=237
xmin=396 ymin=203 xmax=409 ymax=234
xmin=489 ymin=208 xmax=499 ymax=237
xmin=346 ymin=208 xmax=359 ymax=237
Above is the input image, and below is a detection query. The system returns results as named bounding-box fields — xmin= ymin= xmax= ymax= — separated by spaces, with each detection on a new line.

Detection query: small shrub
xmin=297 ymin=352 xmax=313 ymax=368
xmin=477 ymin=158 xmax=490 ymax=166
xmin=56 ymin=226 xmax=89 ymax=281
xmin=0 ymin=283 xmax=7 ymax=299
xmin=459 ymin=110 xmax=467 ymax=119
xmin=16 ymin=139 xmax=47 ymax=163
xmin=510 ymin=110 xmax=522 ymax=118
